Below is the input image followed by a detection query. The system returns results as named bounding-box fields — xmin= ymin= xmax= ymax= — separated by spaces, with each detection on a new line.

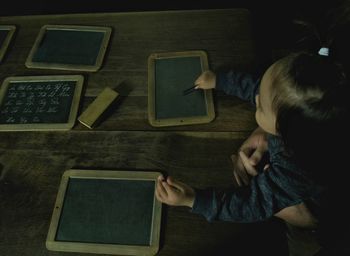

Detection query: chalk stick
xmin=78 ymin=87 xmax=119 ymax=129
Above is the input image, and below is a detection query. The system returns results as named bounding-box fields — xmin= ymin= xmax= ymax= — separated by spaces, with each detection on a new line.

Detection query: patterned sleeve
xmin=216 ymin=70 xmax=261 ymax=105
xmin=191 ymin=136 xmax=317 ymax=223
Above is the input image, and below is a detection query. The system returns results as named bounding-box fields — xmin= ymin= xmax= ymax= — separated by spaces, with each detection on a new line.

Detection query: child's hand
xmin=155 ymin=175 xmax=195 ymax=208
xmin=232 ymin=127 xmax=270 ymax=186
xmin=194 ymin=70 xmax=216 ymax=90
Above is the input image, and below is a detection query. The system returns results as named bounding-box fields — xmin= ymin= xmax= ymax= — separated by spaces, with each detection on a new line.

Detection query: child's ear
xmin=255 ymin=94 xmax=259 ymax=107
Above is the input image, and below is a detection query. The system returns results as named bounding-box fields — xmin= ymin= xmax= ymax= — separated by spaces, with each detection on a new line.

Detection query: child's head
xmin=256 ymin=50 xmax=349 ymax=171
xmin=256 ymin=2 xmax=350 ymax=147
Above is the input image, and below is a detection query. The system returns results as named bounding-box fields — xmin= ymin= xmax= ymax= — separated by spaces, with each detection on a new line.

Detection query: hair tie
xmin=318 ymin=47 xmax=329 ymax=56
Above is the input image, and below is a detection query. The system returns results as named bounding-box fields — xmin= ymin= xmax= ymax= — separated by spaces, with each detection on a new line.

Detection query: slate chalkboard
xmin=32 ymin=30 xmax=104 ymax=65
xmin=25 ymin=25 xmax=111 ymax=72
xmin=57 ymin=179 xmax=154 ymax=245
xmin=148 ymin=51 xmax=215 ymax=127
xmin=0 ymin=75 xmax=83 ymax=131
xmin=46 ymin=170 xmax=162 ymax=256
xmin=155 ymin=57 xmax=206 ymax=119
xmin=0 ymin=25 xmax=16 ymax=63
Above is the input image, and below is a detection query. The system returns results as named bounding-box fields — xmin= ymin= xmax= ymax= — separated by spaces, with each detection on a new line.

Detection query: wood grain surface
xmin=0 ymin=9 xmax=288 ymax=256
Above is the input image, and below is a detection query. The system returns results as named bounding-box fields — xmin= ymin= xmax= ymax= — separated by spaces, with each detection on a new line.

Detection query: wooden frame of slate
xmin=0 ymin=25 xmax=16 ymax=63
xmin=148 ymin=51 xmax=215 ymax=127
xmin=46 ymin=169 xmax=162 ymax=256
xmin=0 ymin=75 xmax=83 ymax=131
xmin=25 ymin=25 xmax=111 ymax=72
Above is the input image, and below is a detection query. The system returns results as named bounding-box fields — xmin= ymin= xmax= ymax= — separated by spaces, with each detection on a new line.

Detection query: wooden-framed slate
xmin=148 ymin=51 xmax=215 ymax=127
xmin=46 ymin=169 xmax=162 ymax=256
xmin=25 ymin=25 xmax=111 ymax=72
xmin=0 ymin=75 xmax=83 ymax=131
xmin=0 ymin=25 xmax=16 ymax=63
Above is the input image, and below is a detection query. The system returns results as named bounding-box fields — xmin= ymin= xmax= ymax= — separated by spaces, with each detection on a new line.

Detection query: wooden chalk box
xmin=78 ymin=87 xmax=119 ymax=128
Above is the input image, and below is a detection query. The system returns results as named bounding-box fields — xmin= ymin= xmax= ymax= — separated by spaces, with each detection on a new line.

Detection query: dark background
xmin=2 ymin=0 xmax=347 ymax=70
xmin=1 ymin=0 xmax=347 ymax=55
xmin=0 ymin=0 xmax=345 ymax=21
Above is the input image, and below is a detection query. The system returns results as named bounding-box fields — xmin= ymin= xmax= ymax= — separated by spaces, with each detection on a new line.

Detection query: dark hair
xmin=271 ymin=52 xmax=349 ymax=175
xmin=267 ymin=0 xmax=350 ymax=175
xmin=268 ymin=4 xmax=350 ymax=251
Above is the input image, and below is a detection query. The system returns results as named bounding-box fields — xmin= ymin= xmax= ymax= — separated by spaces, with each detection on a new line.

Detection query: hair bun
xmin=318 ymin=47 xmax=330 ymax=56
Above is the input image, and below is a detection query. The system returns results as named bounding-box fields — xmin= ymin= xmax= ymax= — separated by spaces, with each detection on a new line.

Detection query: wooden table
xmin=0 ymin=9 xmax=287 ymax=256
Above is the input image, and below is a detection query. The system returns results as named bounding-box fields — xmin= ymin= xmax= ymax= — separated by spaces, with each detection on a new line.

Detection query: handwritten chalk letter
xmin=0 ymin=75 xmax=83 ymax=131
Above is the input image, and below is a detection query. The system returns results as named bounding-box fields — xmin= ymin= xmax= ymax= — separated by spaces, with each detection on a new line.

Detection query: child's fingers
xmin=166 ymin=177 xmax=185 ymax=192
xmin=162 ymin=181 xmax=176 ymax=195
xmin=194 ymin=82 xmax=204 ymax=90
xmin=194 ymin=78 xmax=202 ymax=85
xmin=235 ymin=164 xmax=250 ymax=185
xmin=239 ymin=151 xmax=257 ymax=176
xmin=194 ymin=76 xmax=203 ymax=86
xmin=194 ymin=71 xmax=213 ymax=89
xmin=155 ymin=186 xmax=164 ymax=202
xmin=249 ymin=149 xmax=264 ymax=166
xmin=235 ymin=154 xmax=245 ymax=172
xmin=231 ymin=155 xmax=243 ymax=186
xmin=157 ymin=179 xmax=168 ymax=197
xmin=232 ymin=155 xmax=249 ymax=185
xmin=263 ymin=164 xmax=270 ymax=171
xmin=233 ymin=169 xmax=242 ymax=187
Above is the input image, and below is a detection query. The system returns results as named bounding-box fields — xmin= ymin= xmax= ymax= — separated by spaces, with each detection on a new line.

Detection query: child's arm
xmin=194 ymin=70 xmax=261 ymax=105
xmin=156 ymin=163 xmax=318 ymax=226
xmin=155 ymin=175 xmax=195 ymax=208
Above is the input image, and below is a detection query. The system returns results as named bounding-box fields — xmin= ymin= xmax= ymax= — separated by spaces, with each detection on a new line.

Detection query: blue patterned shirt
xmin=191 ymin=70 xmax=323 ymax=223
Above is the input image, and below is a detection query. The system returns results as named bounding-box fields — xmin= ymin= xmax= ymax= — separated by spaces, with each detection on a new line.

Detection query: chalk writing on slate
xmin=0 ymin=81 xmax=75 ymax=124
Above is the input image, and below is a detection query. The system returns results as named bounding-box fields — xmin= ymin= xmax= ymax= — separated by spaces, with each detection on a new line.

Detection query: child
xmin=155 ymin=44 xmax=350 ymax=255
